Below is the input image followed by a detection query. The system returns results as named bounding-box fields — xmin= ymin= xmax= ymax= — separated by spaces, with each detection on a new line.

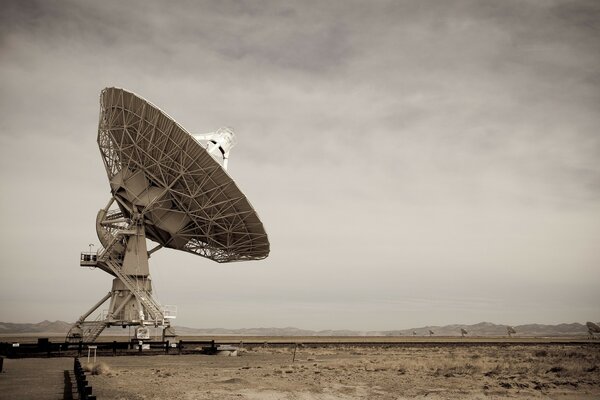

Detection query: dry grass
xmin=84 ymin=362 xmax=111 ymax=375
xmin=85 ymin=343 xmax=600 ymax=399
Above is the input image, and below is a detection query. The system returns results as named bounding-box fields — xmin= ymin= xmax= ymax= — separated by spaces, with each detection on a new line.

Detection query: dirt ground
xmin=85 ymin=343 xmax=600 ymax=400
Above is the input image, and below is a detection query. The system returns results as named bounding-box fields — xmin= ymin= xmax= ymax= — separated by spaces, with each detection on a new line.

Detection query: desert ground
xmin=79 ymin=341 xmax=600 ymax=400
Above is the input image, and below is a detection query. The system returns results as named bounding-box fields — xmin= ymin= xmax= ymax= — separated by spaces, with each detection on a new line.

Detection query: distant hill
xmin=0 ymin=320 xmax=594 ymax=337
xmin=375 ymin=321 xmax=590 ymax=337
xmin=174 ymin=321 xmax=591 ymax=337
xmin=0 ymin=320 xmax=72 ymax=334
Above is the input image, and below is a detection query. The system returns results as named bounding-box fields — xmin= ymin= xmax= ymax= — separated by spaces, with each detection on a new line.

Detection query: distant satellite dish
xmin=429 ymin=329 xmax=434 ymax=336
xmin=586 ymin=321 xmax=600 ymax=339
xmin=67 ymin=88 xmax=269 ymax=343
xmin=507 ymin=326 xmax=517 ymax=337
xmin=412 ymin=330 xmax=417 ymax=336
xmin=460 ymin=328 xmax=468 ymax=337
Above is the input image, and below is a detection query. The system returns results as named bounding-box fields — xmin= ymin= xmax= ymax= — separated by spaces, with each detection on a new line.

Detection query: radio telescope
xmin=507 ymin=326 xmax=516 ymax=337
xmin=460 ymin=328 xmax=468 ymax=337
xmin=429 ymin=329 xmax=435 ymax=336
xmin=66 ymin=88 xmax=269 ymax=342
xmin=586 ymin=322 xmax=600 ymax=339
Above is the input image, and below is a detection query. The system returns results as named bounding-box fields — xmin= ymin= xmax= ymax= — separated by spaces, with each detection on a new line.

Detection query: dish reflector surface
xmin=98 ymin=87 xmax=269 ymax=262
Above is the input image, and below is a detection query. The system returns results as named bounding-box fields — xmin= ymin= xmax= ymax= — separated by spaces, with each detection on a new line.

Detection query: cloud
xmin=0 ymin=0 xmax=598 ymax=328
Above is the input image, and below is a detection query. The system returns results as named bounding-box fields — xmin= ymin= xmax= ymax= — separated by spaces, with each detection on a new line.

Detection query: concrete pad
xmin=0 ymin=357 xmax=71 ymax=400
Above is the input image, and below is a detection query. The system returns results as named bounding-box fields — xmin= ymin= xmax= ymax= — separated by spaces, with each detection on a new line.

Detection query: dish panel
xmin=97 ymin=87 xmax=269 ymax=262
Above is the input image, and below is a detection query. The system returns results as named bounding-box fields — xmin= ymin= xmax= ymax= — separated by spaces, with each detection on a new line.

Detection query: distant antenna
xmin=429 ymin=329 xmax=434 ymax=336
xmin=507 ymin=326 xmax=517 ymax=337
xmin=412 ymin=330 xmax=417 ymax=336
xmin=586 ymin=321 xmax=600 ymax=339
xmin=460 ymin=328 xmax=468 ymax=337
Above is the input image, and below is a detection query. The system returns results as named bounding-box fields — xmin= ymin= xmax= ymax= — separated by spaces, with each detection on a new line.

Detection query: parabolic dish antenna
xmin=587 ymin=321 xmax=600 ymax=338
xmin=67 ymin=88 xmax=269 ymax=342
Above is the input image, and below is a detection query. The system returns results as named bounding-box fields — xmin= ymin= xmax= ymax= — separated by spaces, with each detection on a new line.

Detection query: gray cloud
xmin=0 ymin=0 xmax=598 ymax=329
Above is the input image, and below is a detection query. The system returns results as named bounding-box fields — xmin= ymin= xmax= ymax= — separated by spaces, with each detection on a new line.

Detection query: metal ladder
xmin=97 ymin=230 xmax=165 ymax=324
xmin=66 ymin=318 xmax=107 ymax=343
xmin=82 ymin=320 xmax=107 ymax=342
xmin=102 ymin=258 xmax=165 ymax=324
xmin=97 ymin=232 xmax=123 ymax=260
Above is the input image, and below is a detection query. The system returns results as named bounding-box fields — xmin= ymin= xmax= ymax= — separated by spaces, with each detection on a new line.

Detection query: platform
xmin=0 ymin=357 xmax=70 ymax=400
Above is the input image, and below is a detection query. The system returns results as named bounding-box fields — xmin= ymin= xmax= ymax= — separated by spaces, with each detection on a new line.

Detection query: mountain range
xmin=0 ymin=320 xmax=594 ymax=336
xmin=0 ymin=320 xmax=73 ymax=334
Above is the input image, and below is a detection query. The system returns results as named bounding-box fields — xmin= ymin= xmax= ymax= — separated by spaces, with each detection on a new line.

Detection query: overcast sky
xmin=1 ymin=0 xmax=598 ymax=331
